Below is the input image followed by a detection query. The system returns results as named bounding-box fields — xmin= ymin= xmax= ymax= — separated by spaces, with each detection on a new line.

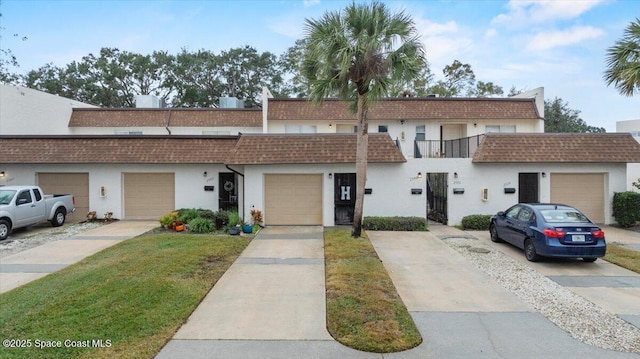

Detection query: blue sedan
xmin=489 ymin=203 xmax=606 ymax=262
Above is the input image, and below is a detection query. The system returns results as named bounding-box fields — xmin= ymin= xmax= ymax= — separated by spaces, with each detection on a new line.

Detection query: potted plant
xmin=227 ymin=211 xmax=241 ymax=235
xmin=242 ymin=219 xmax=253 ymax=234
xmin=174 ymin=219 xmax=185 ymax=232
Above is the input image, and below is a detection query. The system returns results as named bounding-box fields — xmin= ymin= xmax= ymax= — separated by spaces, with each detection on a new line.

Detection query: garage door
xmin=38 ymin=173 xmax=89 ymax=223
xmin=265 ymin=174 xmax=322 ymax=225
xmin=550 ymin=173 xmax=604 ymax=223
xmin=124 ymin=173 xmax=175 ymax=220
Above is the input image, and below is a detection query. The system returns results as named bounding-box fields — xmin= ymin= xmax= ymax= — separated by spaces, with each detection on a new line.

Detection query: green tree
xmin=604 ymin=18 xmax=640 ymax=96
xmin=428 ymin=60 xmax=503 ymax=97
xmin=544 ymin=97 xmax=605 ymax=133
xmin=303 ymin=1 xmax=426 ymax=237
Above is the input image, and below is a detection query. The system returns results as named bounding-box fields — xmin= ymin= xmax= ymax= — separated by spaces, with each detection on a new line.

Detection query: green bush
xmin=362 ymin=216 xmax=427 ymax=231
xmin=197 ymin=209 xmax=216 ymax=221
xmin=188 ymin=217 xmax=215 ymax=233
xmin=613 ymin=192 xmax=640 ymax=227
xmin=227 ymin=211 xmax=241 ymax=227
xmin=177 ymin=208 xmax=201 ymax=224
xmin=213 ymin=210 xmax=229 ymax=229
xmin=461 ymin=214 xmax=493 ymax=230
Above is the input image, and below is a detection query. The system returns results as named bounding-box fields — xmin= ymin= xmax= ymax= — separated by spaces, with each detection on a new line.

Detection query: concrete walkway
xmin=157 ymin=225 xmax=640 ymax=359
xmin=0 ymin=220 xmax=158 ymax=293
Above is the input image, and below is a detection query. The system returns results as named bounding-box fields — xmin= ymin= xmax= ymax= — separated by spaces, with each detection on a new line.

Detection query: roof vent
xmin=135 ymin=95 xmax=165 ymax=108
xmin=219 ymin=97 xmax=245 ymax=108
xmin=426 ymin=94 xmax=439 ymax=98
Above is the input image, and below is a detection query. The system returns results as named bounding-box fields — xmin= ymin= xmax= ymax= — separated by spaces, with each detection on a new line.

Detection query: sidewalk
xmin=157 ymin=226 xmax=639 ymax=359
xmin=0 ymin=221 xmax=158 ymax=293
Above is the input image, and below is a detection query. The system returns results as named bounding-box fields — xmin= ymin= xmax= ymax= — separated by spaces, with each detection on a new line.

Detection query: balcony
xmin=414 ymin=134 xmax=485 ymax=158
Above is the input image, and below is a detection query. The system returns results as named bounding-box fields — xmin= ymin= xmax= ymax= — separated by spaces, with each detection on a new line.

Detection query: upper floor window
xmin=416 ymin=125 xmax=426 ymax=140
xmin=486 ymin=125 xmax=515 ymax=133
xmin=378 ymin=125 xmax=388 ymax=133
xmin=285 ymin=125 xmax=317 ymax=134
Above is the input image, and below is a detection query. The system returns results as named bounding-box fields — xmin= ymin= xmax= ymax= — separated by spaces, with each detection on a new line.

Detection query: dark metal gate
xmin=219 ymin=172 xmax=238 ymax=212
xmin=427 ymin=173 xmax=448 ymax=224
xmin=334 ymin=173 xmax=356 ymax=225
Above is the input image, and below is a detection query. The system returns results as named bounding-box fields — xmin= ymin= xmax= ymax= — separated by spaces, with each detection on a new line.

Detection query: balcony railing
xmin=414 ymin=134 xmax=485 ymax=158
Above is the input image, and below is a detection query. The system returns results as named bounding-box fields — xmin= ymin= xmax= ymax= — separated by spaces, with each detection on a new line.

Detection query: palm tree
xmin=604 ymin=18 xmax=640 ymax=96
xmin=303 ymin=1 xmax=426 ymax=237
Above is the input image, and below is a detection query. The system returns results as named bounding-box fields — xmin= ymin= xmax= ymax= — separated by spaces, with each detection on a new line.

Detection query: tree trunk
xmin=352 ymin=94 xmax=369 ymax=238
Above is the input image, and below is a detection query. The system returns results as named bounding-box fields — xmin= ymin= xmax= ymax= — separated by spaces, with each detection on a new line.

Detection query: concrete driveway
xmin=467 ymin=226 xmax=640 ymax=329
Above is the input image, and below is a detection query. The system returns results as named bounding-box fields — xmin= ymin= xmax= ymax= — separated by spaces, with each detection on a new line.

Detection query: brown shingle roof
xmin=267 ymin=97 xmax=540 ymax=121
xmin=226 ymin=133 xmax=406 ymax=165
xmin=472 ymin=133 xmax=640 ymax=163
xmin=69 ymin=108 xmax=262 ymax=127
xmin=0 ymin=136 xmax=238 ymax=164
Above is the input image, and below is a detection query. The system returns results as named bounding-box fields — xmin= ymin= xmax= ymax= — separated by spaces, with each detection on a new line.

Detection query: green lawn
xmin=0 ymin=233 xmax=250 ymax=359
xmin=323 ymin=228 xmax=422 ymax=353
xmin=604 ymin=243 xmax=640 ymax=274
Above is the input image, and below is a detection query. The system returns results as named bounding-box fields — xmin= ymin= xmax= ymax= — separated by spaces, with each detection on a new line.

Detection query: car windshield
xmin=0 ymin=190 xmax=17 ymax=205
xmin=540 ymin=209 xmax=590 ymax=223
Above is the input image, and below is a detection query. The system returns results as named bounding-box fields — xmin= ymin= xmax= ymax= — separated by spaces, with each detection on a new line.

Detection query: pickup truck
xmin=0 ymin=185 xmax=76 ymax=240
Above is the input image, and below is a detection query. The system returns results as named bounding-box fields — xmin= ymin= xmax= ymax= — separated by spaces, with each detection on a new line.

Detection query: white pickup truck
xmin=0 ymin=185 xmax=76 ymax=240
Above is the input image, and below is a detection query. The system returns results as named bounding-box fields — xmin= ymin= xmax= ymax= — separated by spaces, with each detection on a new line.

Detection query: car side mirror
xmin=497 ymin=211 xmax=505 ymax=217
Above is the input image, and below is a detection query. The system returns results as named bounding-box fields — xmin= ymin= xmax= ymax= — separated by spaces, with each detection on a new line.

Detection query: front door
xmin=219 ymin=172 xmax=238 ymax=212
xmin=427 ymin=173 xmax=448 ymax=224
xmin=519 ymin=173 xmax=539 ymax=203
xmin=334 ymin=173 xmax=356 ymax=225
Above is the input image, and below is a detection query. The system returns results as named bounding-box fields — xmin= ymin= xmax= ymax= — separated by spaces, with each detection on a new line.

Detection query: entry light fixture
xmin=454 ymin=172 xmax=458 ymax=179
xmin=0 ymin=171 xmax=4 ymax=178
xmin=417 ymin=172 xmax=422 ymax=179
xmin=203 ymin=171 xmax=208 ymax=177
xmin=541 ymin=172 xmax=547 ymax=178
xmin=329 ymin=123 xmax=333 ymax=129
xmin=328 ymin=173 xmax=333 ymax=179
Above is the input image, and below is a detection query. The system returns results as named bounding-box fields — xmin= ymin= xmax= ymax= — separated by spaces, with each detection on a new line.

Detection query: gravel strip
xmin=443 ymin=236 xmax=640 ymax=354
xmin=0 ymin=222 xmax=104 ymax=259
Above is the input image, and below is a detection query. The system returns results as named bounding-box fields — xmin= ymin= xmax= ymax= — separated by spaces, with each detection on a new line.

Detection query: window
xmin=517 ymin=207 xmax=533 ymax=222
xmin=486 ymin=125 xmax=516 ymax=133
xmin=506 ymin=205 xmax=521 ymax=219
xmin=415 ymin=125 xmax=425 ymax=140
xmin=378 ymin=125 xmax=388 ymax=133
xmin=336 ymin=124 xmax=357 ymax=133
xmin=16 ymin=190 xmax=32 ymax=205
xmin=285 ymin=125 xmax=317 ymax=133
xmin=33 ymin=188 xmax=42 ymax=201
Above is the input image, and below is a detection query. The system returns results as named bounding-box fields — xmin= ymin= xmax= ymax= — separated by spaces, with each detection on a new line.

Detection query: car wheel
xmin=489 ymin=224 xmax=502 ymax=243
xmin=0 ymin=219 xmax=10 ymax=241
xmin=524 ymin=239 xmax=540 ymax=262
xmin=582 ymin=257 xmax=597 ymax=263
xmin=51 ymin=208 xmax=66 ymax=227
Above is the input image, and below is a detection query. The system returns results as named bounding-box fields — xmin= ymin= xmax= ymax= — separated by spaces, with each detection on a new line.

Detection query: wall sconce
xmin=454 ymin=172 xmax=458 ymax=179
xmin=417 ymin=172 xmax=422 ymax=179
xmin=100 ymin=186 xmax=107 ymax=198
xmin=329 ymin=123 xmax=333 ymax=129
xmin=328 ymin=173 xmax=333 ymax=179
xmin=0 ymin=171 xmax=5 ymax=178
xmin=473 ymin=123 xmax=477 ymax=127
xmin=203 ymin=171 xmax=208 ymax=177
xmin=541 ymin=172 xmax=546 ymax=178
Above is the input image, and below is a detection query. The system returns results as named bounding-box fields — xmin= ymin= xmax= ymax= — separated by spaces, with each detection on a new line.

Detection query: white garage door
xmin=124 ymin=173 xmax=175 ymax=220
xmin=38 ymin=173 xmax=89 ymax=223
xmin=264 ymin=174 xmax=322 ymax=225
xmin=550 ymin=173 xmax=604 ymax=223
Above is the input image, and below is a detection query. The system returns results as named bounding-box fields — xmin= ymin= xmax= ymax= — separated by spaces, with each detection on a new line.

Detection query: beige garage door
xmin=550 ymin=173 xmax=604 ymax=223
xmin=265 ymin=174 xmax=322 ymax=225
xmin=124 ymin=173 xmax=175 ymax=220
xmin=38 ymin=173 xmax=89 ymax=223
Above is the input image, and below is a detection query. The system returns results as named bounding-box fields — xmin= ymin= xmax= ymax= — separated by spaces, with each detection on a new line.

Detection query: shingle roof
xmin=472 ymin=133 xmax=640 ymax=163
xmin=226 ymin=133 xmax=406 ymax=165
xmin=0 ymin=136 xmax=238 ymax=164
xmin=267 ymin=97 xmax=541 ymax=121
xmin=69 ymin=108 xmax=262 ymax=127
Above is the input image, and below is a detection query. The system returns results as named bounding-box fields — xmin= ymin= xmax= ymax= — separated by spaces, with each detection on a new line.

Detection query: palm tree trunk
xmin=352 ymin=94 xmax=369 ymax=238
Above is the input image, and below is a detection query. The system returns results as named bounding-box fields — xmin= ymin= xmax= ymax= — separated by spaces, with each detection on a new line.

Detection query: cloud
xmin=492 ymin=0 xmax=605 ymax=26
xmin=303 ymin=0 xmax=320 ymax=7
xmin=525 ymin=25 xmax=604 ymax=51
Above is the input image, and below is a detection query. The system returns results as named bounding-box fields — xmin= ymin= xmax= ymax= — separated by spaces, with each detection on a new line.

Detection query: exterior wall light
xmin=417 ymin=172 xmax=422 ymax=179
xmin=203 ymin=171 xmax=208 ymax=177
xmin=0 ymin=171 xmax=5 ymax=178
xmin=541 ymin=172 xmax=546 ymax=178
xmin=328 ymin=173 xmax=333 ymax=179
xmin=454 ymin=172 xmax=458 ymax=179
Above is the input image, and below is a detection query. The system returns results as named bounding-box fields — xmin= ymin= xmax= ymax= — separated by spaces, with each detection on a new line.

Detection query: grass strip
xmin=0 ymin=233 xmax=250 ymax=359
xmin=324 ymin=228 xmax=422 ymax=353
xmin=604 ymin=243 xmax=640 ymax=274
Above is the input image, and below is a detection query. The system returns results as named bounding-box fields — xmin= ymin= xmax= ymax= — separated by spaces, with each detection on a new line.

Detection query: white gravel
xmin=0 ymin=222 xmax=104 ymax=259
xmin=443 ymin=236 xmax=640 ymax=354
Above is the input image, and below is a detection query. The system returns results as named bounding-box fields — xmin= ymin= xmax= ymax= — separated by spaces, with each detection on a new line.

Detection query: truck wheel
xmin=51 ymin=208 xmax=66 ymax=227
xmin=0 ymin=219 xmax=10 ymax=241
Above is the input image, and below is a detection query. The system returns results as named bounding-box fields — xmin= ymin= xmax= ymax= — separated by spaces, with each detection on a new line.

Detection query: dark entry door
xmin=219 ymin=172 xmax=238 ymax=211
xmin=334 ymin=173 xmax=356 ymax=225
xmin=427 ymin=172 xmax=448 ymax=224
xmin=519 ymin=173 xmax=539 ymax=203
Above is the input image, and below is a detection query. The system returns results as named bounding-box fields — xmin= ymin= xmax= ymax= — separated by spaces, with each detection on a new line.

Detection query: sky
xmin=1 ymin=0 xmax=639 ymax=132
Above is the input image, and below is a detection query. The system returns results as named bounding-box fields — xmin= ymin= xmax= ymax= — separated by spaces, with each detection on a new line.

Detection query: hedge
xmin=613 ymin=192 xmax=640 ymax=227
xmin=461 ymin=214 xmax=493 ymax=230
xmin=362 ymin=216 xmax=428 ymax=231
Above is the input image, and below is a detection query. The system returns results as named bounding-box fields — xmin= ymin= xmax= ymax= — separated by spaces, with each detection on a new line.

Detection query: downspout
xmin=225 ymin=164 xmax=245 ymax=222
xmin=165 ymin=109 xmax=172 ymax=135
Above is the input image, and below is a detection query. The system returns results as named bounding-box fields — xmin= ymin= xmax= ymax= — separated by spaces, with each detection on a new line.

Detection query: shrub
xmin=461 ymin=214 xmax=493 ymax=230
xmin=362 ymin=216 xmax=427 ymax=231
xmin=613 ymin=191 xmax=640 ymax=227
xmin=227 ymin=211 xmax=241 ymax=227
xmin=188 ymin=217 xmax=215 ymax=233
xmin=178 ymin=208 xmax=201 ymax=224
xmin=159 ymin=211 xmax=178 ymax=229
xmin=198 ymin=209 xmax=216 ymax=221
xmin=214 ymin=210 xmax=230 ymax=229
